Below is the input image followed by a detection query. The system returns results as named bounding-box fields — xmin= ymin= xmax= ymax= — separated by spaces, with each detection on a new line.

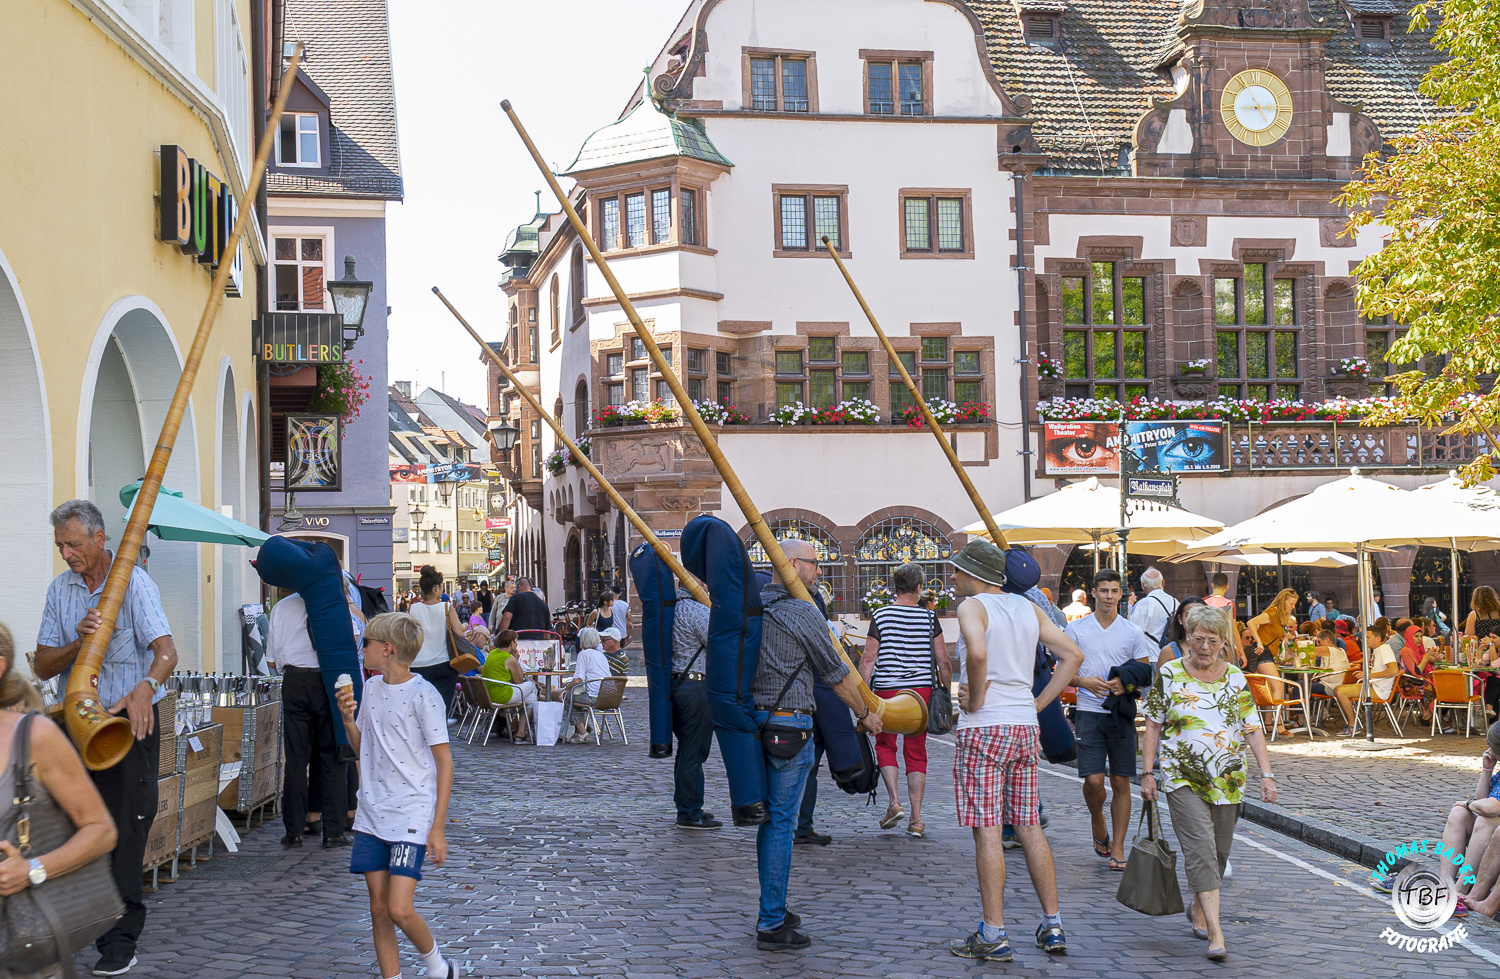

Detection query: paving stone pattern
xmin=91 ymin=688 xmax=1500 ymax=978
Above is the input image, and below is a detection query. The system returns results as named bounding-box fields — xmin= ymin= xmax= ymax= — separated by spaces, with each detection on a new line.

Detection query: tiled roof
xmin=268 ymin=0 xmax=403 ymax=200
xmin=565 ymin=97 xmax=732 ymax=175
xmin=968 ymin=0 xmax=1442 ymax=171
xmin=1342 ymin=0 xmax=1403 ymax=13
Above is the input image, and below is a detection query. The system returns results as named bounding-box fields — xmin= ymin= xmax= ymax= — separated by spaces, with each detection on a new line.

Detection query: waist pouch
xmin=761 ymin=719 xmax=811 ymax=759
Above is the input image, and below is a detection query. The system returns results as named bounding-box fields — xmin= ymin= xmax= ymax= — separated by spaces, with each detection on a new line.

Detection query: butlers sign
xmin=159 ymin=145 xmax=243 ymax=296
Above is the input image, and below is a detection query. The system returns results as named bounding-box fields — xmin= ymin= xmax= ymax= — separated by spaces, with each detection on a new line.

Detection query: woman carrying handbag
xmin=408 ymin=566 xmax=472 ymax=717
xmin=0 ymin=623 xmax=122 ymax=979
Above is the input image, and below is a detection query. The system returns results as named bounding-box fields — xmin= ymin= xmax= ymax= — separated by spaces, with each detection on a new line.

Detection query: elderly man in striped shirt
xmin=34 ymin=499 xmax=178 ymax=977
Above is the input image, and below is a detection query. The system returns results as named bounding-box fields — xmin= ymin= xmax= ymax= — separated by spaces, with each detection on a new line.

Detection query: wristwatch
xmin=1261 ymin=772 xmax=1276 ymax=779
xmin=27 ymin=858 xmax=46 ymax=886
xmin=145 ymin=677 xmax=162 ymax=696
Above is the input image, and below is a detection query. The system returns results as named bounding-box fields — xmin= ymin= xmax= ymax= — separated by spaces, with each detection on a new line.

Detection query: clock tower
xmin=1132 ymin=0 xmax=1385 ymax=180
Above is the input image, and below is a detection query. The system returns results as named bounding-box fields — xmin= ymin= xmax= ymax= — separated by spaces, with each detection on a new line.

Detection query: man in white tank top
xmin=948 ymin=541 xmax=1083 ymax=963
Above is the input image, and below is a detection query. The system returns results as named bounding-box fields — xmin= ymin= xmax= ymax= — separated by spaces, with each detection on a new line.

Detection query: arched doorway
xmin=81 ymin=299 xmax=202 ymax=665
xmin=853 ymin=516 xmax=953 ymax=613
xmin=746 ymin=518 xmax=845 ymax=611
xmin=1058 ymin=546 xmax=1147 ymax=609
xmin=217 ymin=363 xmax=243 ymax=672
xmin=564 ymin=533 xmax=582 ymax=603
xmin=1410 ymin=546 xmax=1473 ymax=624
xmin=0 ymin=248 xmax=53 ymax=653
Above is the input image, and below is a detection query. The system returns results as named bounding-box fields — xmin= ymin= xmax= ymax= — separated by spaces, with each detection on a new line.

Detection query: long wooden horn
xmin=500 ymin=99 xmax=926 ymax=734
xmin=821 ymin=236 xmax=1010 ymax=549
xmin=431 ymin=287 xmax=709 ymax=607
xmin=65 ymin=46 xmax=306 ymax=770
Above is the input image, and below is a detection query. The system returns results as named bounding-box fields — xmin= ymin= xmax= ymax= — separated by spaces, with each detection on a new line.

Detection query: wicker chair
xmin=478 ymin=675 xmax=531 ymax=743
xmin=569 ymin=676 xmax=629 ymax=745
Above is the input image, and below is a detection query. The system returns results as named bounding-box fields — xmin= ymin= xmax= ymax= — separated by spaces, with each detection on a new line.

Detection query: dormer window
xmin=1025 ymin=15 xmax=1059 ymax=44
xmin=277 ymin=112 xmax=320 ymax=167
xmin=1355 ymin=17 xmax=1389 ymax=44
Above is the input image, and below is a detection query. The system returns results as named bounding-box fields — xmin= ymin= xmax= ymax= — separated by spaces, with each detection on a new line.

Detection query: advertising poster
xmin=389 ymin=464 xmax=426 ymax=483
xmin=1042 ymin=420 xmax=1227 ymax=475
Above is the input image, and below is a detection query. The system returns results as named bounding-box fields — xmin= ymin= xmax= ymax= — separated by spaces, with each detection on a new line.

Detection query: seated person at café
xmin=481 ymin=629 xmax=538 ymax=738
xmin=556 ymin=626 xmax=612 ymax=743
xmin=599 ymin=626 xmax=629 ymax=676
xmin=1309 ymin=630 xmax=1351 ymax=698
xmin=1421 ymin=723 xmax=1500 ymax=916
xmin=1333 ymin=622 xmax=1402 ymax=737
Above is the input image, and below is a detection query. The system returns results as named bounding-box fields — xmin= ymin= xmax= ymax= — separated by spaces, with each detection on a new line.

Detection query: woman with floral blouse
xmin=1142 ymin=604 xmax=1277 ymax=962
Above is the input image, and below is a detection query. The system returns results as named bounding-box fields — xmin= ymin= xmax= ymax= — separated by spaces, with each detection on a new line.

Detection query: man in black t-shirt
xmin=499 ymin=577 xmax=552 ymax=634
xmin=477 ymin=582 xmax=494 ymax=619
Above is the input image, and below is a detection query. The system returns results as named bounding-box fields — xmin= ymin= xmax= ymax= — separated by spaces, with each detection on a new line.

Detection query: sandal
xmin=906 ymin=821 xmax=926 ymax=838
xmin=879 ymin=806 xmax=906 ymax=829
xmin=1453 ymin=896 xmax=1470 ymax=919
xmin=1109 ymin=856 xmax=1128 ymax=872
xmin=1092 ymin=835 xmax=1111 ymax=858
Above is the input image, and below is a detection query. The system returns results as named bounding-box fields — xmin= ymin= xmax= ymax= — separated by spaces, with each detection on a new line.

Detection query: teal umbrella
xmin=119 ymin=481 xmax=269 ymax=547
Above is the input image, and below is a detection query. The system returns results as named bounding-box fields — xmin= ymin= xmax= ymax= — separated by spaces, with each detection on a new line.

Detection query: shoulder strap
xmin=768 ymin=657 xmax=809 ymax=713
xmin=11 ymin=712 xmax=36 ymax=851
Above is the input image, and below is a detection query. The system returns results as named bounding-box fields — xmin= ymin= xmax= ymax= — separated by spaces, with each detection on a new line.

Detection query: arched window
xmin=564 ymin=534 xmax=582 ymax=603
xmin=574 ymin=378 xmax=589 ymax=436
xmin=569 ymin=246 xmax=585 ymax=327
xmin=746 ymin=519 xmax=845 ymax=611
xmin=550 ymin=273 xmax=561 ymax=345
xmin=853 ymin=517 xmax=953 ymax=609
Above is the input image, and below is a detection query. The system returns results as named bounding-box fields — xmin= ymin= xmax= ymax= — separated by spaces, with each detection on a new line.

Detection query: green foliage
xmin=1338 ymin=0 xmax=1500 ymax=483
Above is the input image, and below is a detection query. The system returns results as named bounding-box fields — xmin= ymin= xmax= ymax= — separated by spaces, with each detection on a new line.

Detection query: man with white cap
xmin=599 ymin=626 xmax=628 ymax=676
xmin=947 ymin=539 xmax=1083 ymax=964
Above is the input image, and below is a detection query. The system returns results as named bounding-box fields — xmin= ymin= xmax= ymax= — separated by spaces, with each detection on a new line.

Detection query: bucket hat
xmin=950 ymin=540 xmax=1008 ymax=587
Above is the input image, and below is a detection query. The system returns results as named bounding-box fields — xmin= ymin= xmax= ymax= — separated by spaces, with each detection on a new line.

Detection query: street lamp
xmin=410 ymin=503 xmax=426 ymax=553
xmin=328 ymin=255 xmax=373 ymax=351
xmin=489 ymin=420 xmax=520 ymax=452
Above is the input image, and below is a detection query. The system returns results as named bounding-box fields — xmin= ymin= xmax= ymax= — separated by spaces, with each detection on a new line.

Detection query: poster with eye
xmin=1126 ymin=421 xmax=1226 ymax=472
xmin=1041 ymin=420 xmax=1226 ymax=474
xmin=285 ymin=413 xmax=342 ymax=490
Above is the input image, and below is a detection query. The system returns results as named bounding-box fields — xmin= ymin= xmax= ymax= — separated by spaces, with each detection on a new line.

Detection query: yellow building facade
xmin=0 ymin=0 xmax=265 ymax=670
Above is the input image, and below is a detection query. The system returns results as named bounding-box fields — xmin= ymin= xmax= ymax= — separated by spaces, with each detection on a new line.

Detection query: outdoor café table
xmin=528 ymin=670 xmax=570 ymax=702
xmin=1275 ymin=665 xmax=1329 ymax=739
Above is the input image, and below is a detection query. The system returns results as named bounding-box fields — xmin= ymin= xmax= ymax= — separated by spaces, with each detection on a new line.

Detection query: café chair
xmin=573 ymin=676 xmax=629 ymax=746
xmin=1353 ymin=677 xmax=1404 ymax=737
xmin=1246 ymin=673 xmax=1307 ymax=743
xmin=1431 ymin=670 xmax=1485 ymax=738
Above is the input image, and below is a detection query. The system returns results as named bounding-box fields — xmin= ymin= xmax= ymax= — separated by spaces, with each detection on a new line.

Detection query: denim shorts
xmin=349 ymin=831 xmax=426 ymax=880
xmin=1074 ymin=710 xmax=1137 ymax=778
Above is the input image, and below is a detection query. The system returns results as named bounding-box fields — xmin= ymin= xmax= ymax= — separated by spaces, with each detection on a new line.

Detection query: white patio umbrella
xmin=1411 ymin=471 xmax=1500 ymax=631
xmin=963 ymin=477 xmax=1224 ymax=570
xmin=1204 ymin=550 xmax=1358 ymax=569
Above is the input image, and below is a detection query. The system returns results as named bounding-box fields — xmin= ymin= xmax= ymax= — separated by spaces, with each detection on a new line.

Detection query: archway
xmin=217 ymin=363 xmax=242 ymax=671
xmin=81 ymin=299 xmax=202 ymax=665
xmin=564 ymin=533 xmax=582 ymax=603
xmin=0 ymin=248 xmax=53 ymax=654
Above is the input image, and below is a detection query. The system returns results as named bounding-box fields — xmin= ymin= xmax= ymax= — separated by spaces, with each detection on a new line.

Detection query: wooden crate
xmin=142 ymin=773 xmax=180 ymax=871
xmin=214 ymin=702 xmax=282 ymax=812
xmin=157 ymin=692 xmax=178 ymax=776
xmin=179 ymin=797 xmax=217 ymax=853
xmin=178 ymin=722 xmax=222 ymax=808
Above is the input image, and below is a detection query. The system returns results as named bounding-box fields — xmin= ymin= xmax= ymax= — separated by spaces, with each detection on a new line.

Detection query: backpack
xmin=356 ymin=582 xmax=391 ymax=619
xmin=832 ymin=726 xmax=880 ymax=798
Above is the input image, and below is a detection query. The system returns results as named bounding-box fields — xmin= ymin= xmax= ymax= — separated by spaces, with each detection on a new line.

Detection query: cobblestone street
xmin=88 ymin=686 xmax=1500 ymax=978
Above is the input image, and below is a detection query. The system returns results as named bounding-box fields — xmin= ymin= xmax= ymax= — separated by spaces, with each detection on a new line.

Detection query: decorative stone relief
xmin=1171 ymin=216 xmax=1206 ymax=247
xmin=1321 ymin=217 xmax=1355 ymax=248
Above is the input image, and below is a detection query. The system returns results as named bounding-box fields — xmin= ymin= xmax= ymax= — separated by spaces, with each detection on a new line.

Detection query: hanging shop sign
xmin=285 ymin=414 xmax=342 ymax=491
xmin=1126 ymin=475 xmax=1180 ymax=503
xmin=158 ymin=145 xmax=243 ymax=296
xmin=254 ymin=312 xmax=344 ymax=364
xmin=486 ymin=517 xmax=513 ymax=530
xmin=393 ymin=561 xmax=412 ymax=572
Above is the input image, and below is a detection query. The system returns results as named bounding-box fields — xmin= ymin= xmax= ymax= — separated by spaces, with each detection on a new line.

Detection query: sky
xmin=385 ymin=0 xmax=688 ymax=410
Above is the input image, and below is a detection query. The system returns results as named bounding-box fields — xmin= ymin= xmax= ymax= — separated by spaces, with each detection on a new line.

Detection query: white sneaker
xmin=1223 ymin=859 xmax=1233 ymax=880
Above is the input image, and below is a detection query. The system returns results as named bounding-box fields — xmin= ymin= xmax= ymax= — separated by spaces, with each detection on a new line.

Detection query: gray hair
xmin=1182 ymin=604 xmax=1233 ymax=646
xmin=50 ymin=499 xmax=106 ymax=537
xmin=577 ymin=626 xmax=601 ymax=649
xmin=891 ymin=563 xmax=925 ymax=596
xmin=1140 ymin=567 xmax=1165 ymax=592
xmin=516 ymin=577 xmax=533 ymax=591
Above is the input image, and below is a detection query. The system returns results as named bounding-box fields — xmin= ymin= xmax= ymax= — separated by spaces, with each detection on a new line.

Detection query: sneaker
xmin=676 ymin=811 xmax=723 ymax=830
xmin=1371 ymin=871 xmax=1395 ymax=894
xmin=1002 ymin=826 xmax=1021 ymax=849
xmin=92 ymin=955 xmax=138 ymax=976
xmin=1035 ymin=923 xmax=1068 ymax=954
xmin=794 ymin=829 xmax=832 ymax=846
xmin=755 ymin=922 xmax=812 ymax=951
xmin=1223 ymin=859 xmax=1233 ymax=880
xmin=949 ymin=930 xmax=1012 ymax=962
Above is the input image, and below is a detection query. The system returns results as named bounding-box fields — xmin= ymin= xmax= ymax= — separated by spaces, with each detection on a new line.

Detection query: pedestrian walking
xmin=947 ymin=541 xmax=1083 ymax=962
xmin=611 ymin=586 xmax=632 ymax=647
xmin=32 ymin=500 xmax=177 ymax=977
xmin=859 ymin=563 xmax=945 ymax=838
xmin=586 ymin=593 xmax=617 ymax=634
xmin=497 ymin=577 xmax=550 ymax=634
xmin=1129 ymin=567 xmax=1178 ymax=647
xmin=670 ymin=586 xmax=720 ymax=830
xmin=1203 ymin=572 xmax=1233 ymax=610
xmin=752 ymin=539 xmax=880 ymax=951
xmin=1066 ymin=569 xmax=1157 ymax=871
xmin=267 ymin=586 xmax=352 ymax=849
xmin=408 ymin=566 xmax=467 ymax=717
xmin=1141 ymin=604 xmax=1276 ymax=961
xmin=335 ymin=612 xmax=456 ymax=979
xmin=1062 ymin=589 xmax=1091 ymax=622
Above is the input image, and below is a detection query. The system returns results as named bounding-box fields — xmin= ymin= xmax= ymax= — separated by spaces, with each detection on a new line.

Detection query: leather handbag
xmin=0 ymin=712 xmax=124 ymax=978
xmin=927 ymin=626 xmax=956 ymax=735
xmin=444 ymin=602 xmax=482 ymax=673
xmin=1115 ymin=800 xmax=1185 ymax=916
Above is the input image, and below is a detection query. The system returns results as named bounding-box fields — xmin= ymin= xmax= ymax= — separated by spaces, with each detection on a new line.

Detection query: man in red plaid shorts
xmin=948 ymin=541 xmax=1083 ymax=963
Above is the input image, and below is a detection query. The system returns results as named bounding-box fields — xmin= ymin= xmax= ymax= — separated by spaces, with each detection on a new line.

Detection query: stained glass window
xmin=854 ymin=518 xmax=953 ymax=606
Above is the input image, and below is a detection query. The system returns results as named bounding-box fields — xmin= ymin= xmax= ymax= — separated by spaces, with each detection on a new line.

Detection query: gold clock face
xmin=1220 ymin=69 xmax=1293 ymax=147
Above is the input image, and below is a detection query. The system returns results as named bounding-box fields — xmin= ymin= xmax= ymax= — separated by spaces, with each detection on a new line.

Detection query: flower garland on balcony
xmin=770 ymin=399 xmax=882 ymax=427
xmin=1179 ymin=358 xmax=1212 ymax=375
xmin=691 ymin=400 xmax=752 ymax=425
xmin=543 ymin=436 xmax=592 ymax=476
xmin=1036 ymin=351 xmax=1064 ymax=378
xmin=1035 ymin=394 xmax=1402 ymax=424
xmin=594 ymin=400 xmax=678 ymax=427
xmin=308 ymin=357 xmax=372 ymax=428
xmin=1335 ymin=357 xmax=1372 ymax=378
xmin=899 ymin=399 xmax=991 ymax=427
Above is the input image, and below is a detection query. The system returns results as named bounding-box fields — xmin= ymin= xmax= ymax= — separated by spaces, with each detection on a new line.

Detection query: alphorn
xmin=500 ymin=99 xmax=927 ymax=735
xmin=64 ymin=46 xmax=307 ymax=770
xmin=430 ymin=287 xmax=710 ymax=608
xmin=821 ymin=235 xmax=1010 ymax=549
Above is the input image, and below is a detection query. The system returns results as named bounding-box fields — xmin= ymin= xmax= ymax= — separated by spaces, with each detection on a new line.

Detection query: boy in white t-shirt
xmin=336 ymin=612 xmax=455 ymax=979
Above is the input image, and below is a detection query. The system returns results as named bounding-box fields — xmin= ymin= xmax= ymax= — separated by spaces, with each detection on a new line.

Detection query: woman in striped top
xmin=860 ymin=563 xmax=950 ymax=837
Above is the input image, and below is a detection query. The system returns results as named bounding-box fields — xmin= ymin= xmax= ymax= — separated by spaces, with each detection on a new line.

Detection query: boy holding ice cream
xmin=336 ymin=612 xmax=456 ymax=979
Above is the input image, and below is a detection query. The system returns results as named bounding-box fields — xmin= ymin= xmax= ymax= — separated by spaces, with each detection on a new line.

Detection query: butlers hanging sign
xmin=158 ymin=145 xmax=244 ymax=297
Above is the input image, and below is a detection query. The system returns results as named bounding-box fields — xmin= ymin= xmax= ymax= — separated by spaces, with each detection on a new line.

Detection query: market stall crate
xmin=213 ymin=700 xmax=282 ymax=828
xmin=175 ymin=722 xmax=222 ymax=869
xmin=142 ymin=773 xmax=180 ymax=891
xmin=156 ymin=691 xmax=177 ymax=776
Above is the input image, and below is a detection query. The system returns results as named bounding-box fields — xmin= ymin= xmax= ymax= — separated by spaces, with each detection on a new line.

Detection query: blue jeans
xmin=671 ymin=678 xmax=714 ymax=819
xmin=797 ymin=740 xmax=825 ymax=835
xmin=753 ymin=710 xmax=815 ymax=933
